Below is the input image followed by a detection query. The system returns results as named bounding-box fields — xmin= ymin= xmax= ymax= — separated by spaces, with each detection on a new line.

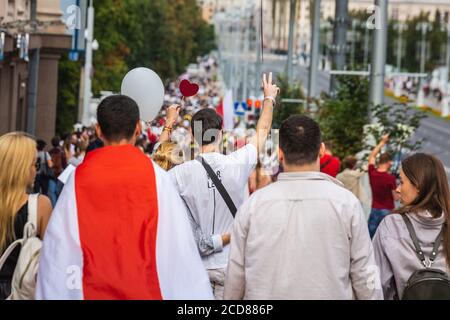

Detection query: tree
xmin=349 ymin=9 xmax=447 ymax=73
xmin=363 ymin=103 xmax=427 ymax=175
xmin=273 ymin=73 xmax=305 ymax=128
xmin=56 ymin=0 xmax=216 ymax=135
xmin=56 ymin=56 xmax=81 ymax=136
xmin=317 ymin=76 xmax=370 ymax=159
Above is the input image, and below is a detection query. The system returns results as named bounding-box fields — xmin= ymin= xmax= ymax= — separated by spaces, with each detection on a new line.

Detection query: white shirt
xmin=169 ymin=144 xmax=257 ymax=270
xmin=224 ymin=172 xmax=383 ymax=300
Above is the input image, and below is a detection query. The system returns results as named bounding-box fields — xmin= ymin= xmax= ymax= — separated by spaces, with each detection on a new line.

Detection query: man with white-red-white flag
xmin=36 ymin=95 xmax=213 ymax=300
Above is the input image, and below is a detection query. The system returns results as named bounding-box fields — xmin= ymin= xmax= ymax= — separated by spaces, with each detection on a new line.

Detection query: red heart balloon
xmin=180 ymin=79 xmax=199 ymax=98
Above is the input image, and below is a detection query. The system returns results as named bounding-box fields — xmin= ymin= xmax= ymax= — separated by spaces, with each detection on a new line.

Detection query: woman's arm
xmin=158 ymin=105 xmax=180 ymax=144
xmin=37 ymin=195 xmax=52 ymax=239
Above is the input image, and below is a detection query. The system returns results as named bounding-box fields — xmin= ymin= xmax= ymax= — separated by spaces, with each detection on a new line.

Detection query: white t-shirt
xmin=169 ymin=144 xmax=257 ymax=270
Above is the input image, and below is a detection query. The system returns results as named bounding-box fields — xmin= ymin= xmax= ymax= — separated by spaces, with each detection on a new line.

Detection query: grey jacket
xmin=373 ymin=212 xmax=448 ymax=299
xmin=224 ymin=171 xmax=383 ymax=300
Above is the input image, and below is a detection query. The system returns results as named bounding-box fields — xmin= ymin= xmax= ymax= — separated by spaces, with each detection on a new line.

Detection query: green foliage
xmin=56 ymin=0 xmax=216 ymax=134
xmin=364 ymin=104 xmax=427 ymax=154
xmin=317 ymin=76 xmax=370 ymax=159
xmin=56 ymin=56 xmax=81 ymax=136
xmin=363 ymin=103 xmax=427 ymax=175
xmin=273 ymin=73 xmax=305 ymax=128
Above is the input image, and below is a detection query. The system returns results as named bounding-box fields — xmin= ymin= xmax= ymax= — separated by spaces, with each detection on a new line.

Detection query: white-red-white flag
xmin=36 ymin=145 xmax=213 ymax=300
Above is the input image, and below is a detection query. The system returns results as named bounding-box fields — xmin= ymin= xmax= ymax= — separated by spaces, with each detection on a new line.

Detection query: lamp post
xmin=26 ymin=0 xmax=39 ymax=135
xmin=415 ymin=21 xmax=431 ymax=107
xmin=350 ymin=18 xmax=360 ymax=69
xmin=81 ymin=0 xmax=95 ymax=126
xmin=286 ymin=0 xmax=297 ymax=83
xmin=307 ymin=0 xmax=321 ymax=107
xmin=393 ymin=21 xmax=407 ymax=72
xmin=363 ymin=20 xmax=370 ymax=70
xmin=393 ymin=22 xmax=407 ymax=97
xmin=320 ymin=20 xmax=332 ymax=71
xmin=442 ymin=21 xmax=450 ymax=117
xmin=369 ymin=0 xmax=388 ymax=108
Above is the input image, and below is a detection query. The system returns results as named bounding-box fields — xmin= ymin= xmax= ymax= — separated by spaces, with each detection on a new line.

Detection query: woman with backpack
xmin=373 ymin=153 xmax=450 ymax=300
xmin=0 ymin=132 xmax=52 ymax=299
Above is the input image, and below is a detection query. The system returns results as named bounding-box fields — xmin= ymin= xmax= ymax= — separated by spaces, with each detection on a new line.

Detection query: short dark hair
xmin=379 ymin=152 xmax=392 ymax=164
xmin=97 ymin=95 xmax=140 ymax=142
xmin=191 ymin=108 xmax=223 ymax=146
xmin=343 ymin=156 xmax=358 ymax=170
xmin=36 ymin=139 xmax=47 ymax=151
xmin=280 ymin=115 xmax=322 ymax=166
xmin=51 ymin=136 xmax=61 ymax=148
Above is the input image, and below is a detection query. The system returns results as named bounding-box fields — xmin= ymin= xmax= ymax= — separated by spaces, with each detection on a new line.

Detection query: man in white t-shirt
xmin=169 ymin=73 xmax=280 ymax=299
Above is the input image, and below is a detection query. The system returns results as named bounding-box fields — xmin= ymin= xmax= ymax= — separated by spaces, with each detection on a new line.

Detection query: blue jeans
xmin=48 ymin=179 xmax=63 ymax=207
xmin=368 ymin=208 xmax=391 ymax=239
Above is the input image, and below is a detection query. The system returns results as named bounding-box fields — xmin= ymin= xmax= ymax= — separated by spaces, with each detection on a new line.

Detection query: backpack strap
xmin=0 ymin=195 xmax=39 ymax=273
xmin=402 ymin=214 xmax=444 ymax=268
xmin=430 ymin=225 xmax=445 ymax=263
xmin=196 ymin=156 xmax=237 ymax=218
xmin=26 ymin=194 xmax=39 ymax=238
xmin=320 ymin=157 xmax=333 ymax=171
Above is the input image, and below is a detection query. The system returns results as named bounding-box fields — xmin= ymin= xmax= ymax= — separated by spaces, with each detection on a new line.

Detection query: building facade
xmin=0 ymin=0 xmax=71 ymax=142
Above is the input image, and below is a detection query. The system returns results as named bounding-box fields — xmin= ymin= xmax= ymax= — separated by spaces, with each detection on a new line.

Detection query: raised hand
xmin=166 ymin=104 xmax=180 ymax=126
xmin=381 ymin=134 xmax=390 ymax=144
xmin=262 ymin=72 xmax=280 ymax=99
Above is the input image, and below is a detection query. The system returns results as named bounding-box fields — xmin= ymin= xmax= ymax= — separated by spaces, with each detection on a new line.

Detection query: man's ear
xmin=135 ymin=121 xmax=143 ymax=137
xmin=278 ymin=147 xmax=284 ymax=164
xmin=95 ymin=124 xmax=103 ymax=140
xmin=319 ymin=143 xmax=326 ymax=158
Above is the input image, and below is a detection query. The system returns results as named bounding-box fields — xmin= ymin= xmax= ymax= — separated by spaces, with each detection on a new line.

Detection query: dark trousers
xmin=368 ymin=208 xmax=391 ymax=239
xmin=34 ymin=174 xmax=49 ymax=196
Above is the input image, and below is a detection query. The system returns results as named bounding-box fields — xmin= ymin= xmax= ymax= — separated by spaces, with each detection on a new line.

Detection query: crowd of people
xmin=0 ymin=56 xmax=450 ymax=300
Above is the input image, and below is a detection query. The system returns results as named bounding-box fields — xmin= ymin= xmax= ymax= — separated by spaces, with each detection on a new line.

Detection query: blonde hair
xmin=0 ymin=132 xmax=37 ymax=251
xmin=152 ymin=142 xmax=182 ymax=171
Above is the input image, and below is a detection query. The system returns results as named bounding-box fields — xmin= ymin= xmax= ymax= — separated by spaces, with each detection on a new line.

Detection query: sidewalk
xmin=385 ymin=89 xmax=450 ymax=121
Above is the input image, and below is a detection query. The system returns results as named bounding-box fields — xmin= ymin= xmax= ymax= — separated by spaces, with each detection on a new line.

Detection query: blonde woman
xmin=0 ymin=132 xmax=52 ymax=299
xmin=152 ymin=142 xmax=182 ymax=171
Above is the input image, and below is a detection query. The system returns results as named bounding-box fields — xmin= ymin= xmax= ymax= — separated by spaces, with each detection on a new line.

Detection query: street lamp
xmin=320 ymin=20 xmax=332 ymax=71
xmin=242 ymin=0 xmax=253 ymax=102
xmin=393 ymin=21 xmax=407 ymax=72
xmin=350 ymin=18 xmax=360 ymax=69
xmin=363 ymin=19 xmax=370 ymax=70
xmin=393 ymin=22 xmax=407 ymax=97
xmin=442 ymin=21 xmax=450 ymax=117
xmin=415 ymin=21 xmax=432 ymax=107
xmin=81 ymin=0 xmax=95 ymax=126
xmin=286 ymin=0 xmax=297 ymax=83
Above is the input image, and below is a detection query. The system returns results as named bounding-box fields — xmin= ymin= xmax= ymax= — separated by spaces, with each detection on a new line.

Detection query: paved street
xmin=412 ymin=112 xmax=450 ymax=180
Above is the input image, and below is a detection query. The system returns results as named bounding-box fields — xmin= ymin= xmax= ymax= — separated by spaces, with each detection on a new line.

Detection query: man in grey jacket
xmin=224 ymin=115 xmax=383 ymax=300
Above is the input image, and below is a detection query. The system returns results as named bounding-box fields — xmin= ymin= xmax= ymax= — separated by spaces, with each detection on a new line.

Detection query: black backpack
xmin=401 ymin=214 xmax=450 ymax=300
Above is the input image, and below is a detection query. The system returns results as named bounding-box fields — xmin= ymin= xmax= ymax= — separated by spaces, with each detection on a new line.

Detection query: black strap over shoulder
xmin=196 ymin=156 xmax=237 ymax=218
xmin=402 ymin=214 xmax=444 ymax=267
xmin=320 ymin=157 xmax=333 ymax=170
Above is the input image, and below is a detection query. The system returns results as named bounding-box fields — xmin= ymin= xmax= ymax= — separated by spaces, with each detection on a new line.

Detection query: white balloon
xmin=121 ymin=68 xmax=165 ymax=122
